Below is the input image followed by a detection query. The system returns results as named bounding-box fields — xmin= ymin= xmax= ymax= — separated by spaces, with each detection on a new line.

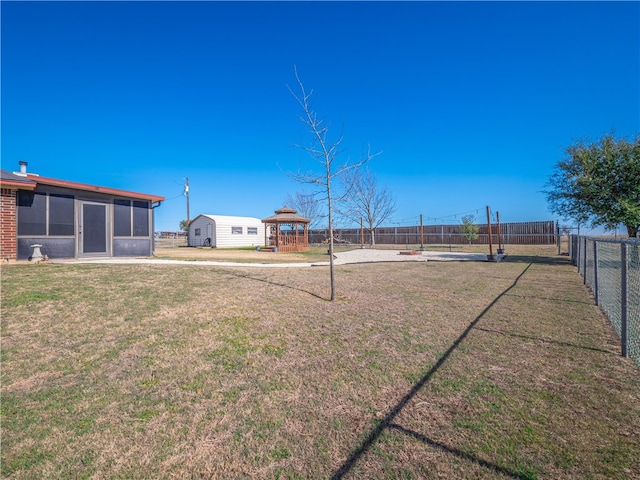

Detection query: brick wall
xmin=1 ymin=188 xmax=17 ymax=261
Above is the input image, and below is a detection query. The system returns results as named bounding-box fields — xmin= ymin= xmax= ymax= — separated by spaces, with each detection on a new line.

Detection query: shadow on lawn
xmin=503 ymin=254 xmax=572 ymax=266
xmin=503 ymin=292 xmax=593 ymax=305
xmin=331 ymin=263 xmax=535 ymax=480
xmin=476 ymin=327 xmax=613 ymax=355
xmin=387 ymin=423 xmax=535 ymax=480
xmin=220 ymin=269 xmax=328 ymax=301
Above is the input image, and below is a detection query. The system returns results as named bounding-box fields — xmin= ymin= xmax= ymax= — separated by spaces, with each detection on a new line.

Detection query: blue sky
xmin=2 ymin=1 xmax=638 ymax=232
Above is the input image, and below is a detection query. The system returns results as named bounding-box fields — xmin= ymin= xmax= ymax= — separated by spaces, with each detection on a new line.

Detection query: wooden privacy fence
xmin=309 ymin=220 xmax=556 ymax=246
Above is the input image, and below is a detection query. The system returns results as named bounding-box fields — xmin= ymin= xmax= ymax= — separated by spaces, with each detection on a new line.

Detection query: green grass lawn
xmin=1 ymin=250 xmax=639 ymax=479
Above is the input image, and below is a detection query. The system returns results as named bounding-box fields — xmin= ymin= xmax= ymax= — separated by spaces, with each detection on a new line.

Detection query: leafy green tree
xmin=179 ymin=219 xmax=189 ymax=232
xmin=546 ymin=134 xmax=640 ymax=237
xmin=461 ymin=214 xmax=479 ymax=245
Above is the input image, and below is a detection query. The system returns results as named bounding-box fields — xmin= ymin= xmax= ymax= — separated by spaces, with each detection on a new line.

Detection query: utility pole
xmin=185 ymin=177 xmax=190 ymax=246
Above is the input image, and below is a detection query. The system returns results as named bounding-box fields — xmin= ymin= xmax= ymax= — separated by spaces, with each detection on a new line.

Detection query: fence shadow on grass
xmin=387 ymin=424 xmax=536 ymax=480
xmin=503 ymin=254 xmax=572 ymax=266
xmin=504 ymin=291 xmax=593 ymax=306
xmin=476 ymin=327 xmax=613 ymax=355
xmin=330 ymin=263 xmax=534 ymax=480
xmin=219 ymin=269 xmax=329 ymax=301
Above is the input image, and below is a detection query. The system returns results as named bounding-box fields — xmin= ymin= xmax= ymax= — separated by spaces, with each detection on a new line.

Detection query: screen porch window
xmin=132 ymin=201 xmax=149 ymax=236
xmin=48 ymin=194 xmax=74 ymax=235
xmin=114 ymin=199 xmax=131 ymax=236
xmin=17 ymin=191 xmax=74 ymax=236
xmin=114 ymin=199 xmax=150 ymax=237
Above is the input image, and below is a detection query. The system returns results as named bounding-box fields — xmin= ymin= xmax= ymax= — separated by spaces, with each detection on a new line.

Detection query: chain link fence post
xmin=621 ymin=242 xmax=628 ymax=358
xmin=570 ymin=235 xmax=639 ymax=365
xmin=593 ymin=240 xmax=599 ymax=306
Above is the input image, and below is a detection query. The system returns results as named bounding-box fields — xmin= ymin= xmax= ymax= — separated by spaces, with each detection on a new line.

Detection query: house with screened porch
xmin=0 ymin=162 xmax=164 ymax=261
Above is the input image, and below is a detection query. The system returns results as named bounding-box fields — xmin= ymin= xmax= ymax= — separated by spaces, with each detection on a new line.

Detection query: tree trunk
xmin=327 ymin=173 xmax=335 ymax=301
xmin=627 ymin=224 xmax=639 ymax=238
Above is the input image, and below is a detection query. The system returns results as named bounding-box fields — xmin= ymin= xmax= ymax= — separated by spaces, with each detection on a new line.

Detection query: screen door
xmin=80 ymin=202 xmax=108 ymax=255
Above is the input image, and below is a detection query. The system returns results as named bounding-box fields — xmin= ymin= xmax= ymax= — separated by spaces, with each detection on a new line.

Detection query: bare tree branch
xmin=338 ymin=167 xmax=396 ymax=245
xmin=283 ymin=191 xmax=325 ymax=229
xmin=285 ymin=67 xmax=378 ymax=300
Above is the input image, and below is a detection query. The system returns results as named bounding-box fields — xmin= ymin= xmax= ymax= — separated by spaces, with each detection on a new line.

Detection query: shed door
xmin=79 ymin=202 xmax=109 ymax=256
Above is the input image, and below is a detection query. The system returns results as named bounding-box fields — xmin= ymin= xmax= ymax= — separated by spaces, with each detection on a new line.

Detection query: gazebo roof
xmin=261 ymin=206 xmax=310 ymax=224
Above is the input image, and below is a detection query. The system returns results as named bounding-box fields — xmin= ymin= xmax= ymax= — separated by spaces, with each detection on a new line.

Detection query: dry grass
xmin=152 ymin=243 xmax=561 ymax=264
xmin=1 ymin=247 xmax=639 ymax=479
xmin=153 ymin=245 xmax=332 ymax=263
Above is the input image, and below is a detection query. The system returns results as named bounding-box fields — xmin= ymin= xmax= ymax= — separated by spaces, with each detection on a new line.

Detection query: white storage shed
xmin=188 ymin=214 xmax=266 ymax=248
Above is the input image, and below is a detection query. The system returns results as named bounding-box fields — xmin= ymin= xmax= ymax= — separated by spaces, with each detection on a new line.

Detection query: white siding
xmin=188 ymin=214 xmax=265 ymax=248
xmin=188 ymin=215 xmax=216 ymax=247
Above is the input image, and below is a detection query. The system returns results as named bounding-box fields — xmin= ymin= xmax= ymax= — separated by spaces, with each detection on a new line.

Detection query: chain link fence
xmin=154 ymin=233 xmax=187 ymax=248
xmin=570 ymin=236 xmax=640 ymax=366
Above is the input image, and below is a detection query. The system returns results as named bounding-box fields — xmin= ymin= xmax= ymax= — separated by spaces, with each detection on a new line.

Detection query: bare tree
xmin=339 ymin=167 xmax=396 ymax=245
xmin=288 ymin=67 xmax=378 ymax=300
xmin=283 ymin=191 xmax=324 ymax=229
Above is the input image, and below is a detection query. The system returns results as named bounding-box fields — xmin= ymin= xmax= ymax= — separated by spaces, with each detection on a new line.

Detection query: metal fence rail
xmin=570 ymin=235 xmax=640 ymax=366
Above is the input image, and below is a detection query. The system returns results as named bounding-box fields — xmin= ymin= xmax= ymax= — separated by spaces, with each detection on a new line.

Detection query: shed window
xmin=194 ymin=228 xmax=201 ymax=236
xmin=247 ymin=227 xmax=258 ymax=235
xmin=231 ymin=226 xmax=243 ymax=234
